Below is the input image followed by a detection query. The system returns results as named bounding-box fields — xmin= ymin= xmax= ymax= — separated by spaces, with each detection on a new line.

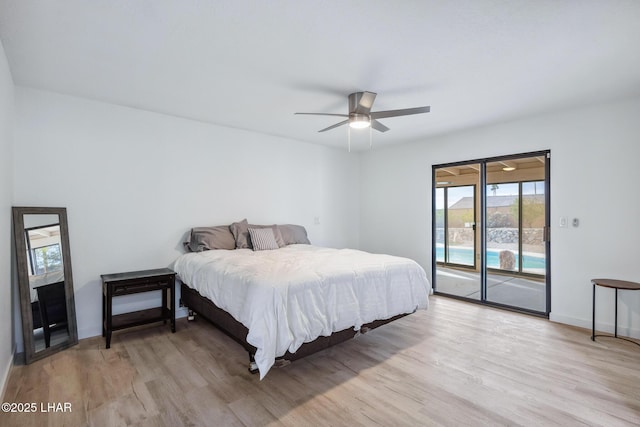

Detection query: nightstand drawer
xmin=111 ymin=278 xmax=172 ymax=296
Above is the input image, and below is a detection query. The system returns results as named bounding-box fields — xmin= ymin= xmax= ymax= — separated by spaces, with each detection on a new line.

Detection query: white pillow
xmin=248 ymin=227 xmax=279 ymax=251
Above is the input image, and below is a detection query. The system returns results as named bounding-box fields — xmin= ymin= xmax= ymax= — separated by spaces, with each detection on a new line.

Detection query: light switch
xmin=559 ymin=217 xmax=568 ymax=228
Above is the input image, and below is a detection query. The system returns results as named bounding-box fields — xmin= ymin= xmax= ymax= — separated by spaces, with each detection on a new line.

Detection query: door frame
xmin=432 ymin=150 xmax=551 ymax=317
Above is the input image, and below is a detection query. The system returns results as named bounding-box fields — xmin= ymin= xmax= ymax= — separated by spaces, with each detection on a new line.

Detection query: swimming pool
xmin=435 ymin=246 xmax=546 ymax=271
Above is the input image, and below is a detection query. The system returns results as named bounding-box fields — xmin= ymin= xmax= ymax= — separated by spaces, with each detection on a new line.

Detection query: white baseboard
xmin=0 ymin=343 xmax=15 ymax=401
xmin=550 ymin=312 xmax=640 ymax=339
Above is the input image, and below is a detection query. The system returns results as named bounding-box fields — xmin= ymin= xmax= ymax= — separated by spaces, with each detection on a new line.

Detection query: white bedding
xmin=172 ymin=244 xmax=430 ymax=378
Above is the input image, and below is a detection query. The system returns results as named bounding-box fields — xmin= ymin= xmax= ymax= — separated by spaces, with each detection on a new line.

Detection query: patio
xmin=435 ymin=266 xmax=546 ymax=313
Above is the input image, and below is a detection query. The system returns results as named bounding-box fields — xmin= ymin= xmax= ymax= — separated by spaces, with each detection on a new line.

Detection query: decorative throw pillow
xmin=248 ymin=227 xmax=279 ymax=251
xmin=230 ymin=219 xmax=286 ymax=248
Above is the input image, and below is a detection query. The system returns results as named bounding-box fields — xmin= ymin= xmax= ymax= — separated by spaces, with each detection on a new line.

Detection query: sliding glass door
xmin=433 ymin=152 xmax=550 ymax=315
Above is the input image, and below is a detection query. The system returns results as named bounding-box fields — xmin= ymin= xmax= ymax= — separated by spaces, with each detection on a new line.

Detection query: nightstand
xmin=101 ymin=268 xmax=176 ymax=348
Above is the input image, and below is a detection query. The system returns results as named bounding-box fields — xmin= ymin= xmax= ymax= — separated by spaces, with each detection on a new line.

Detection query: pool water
xmin=435 ymin=246 xmax=546 ymax=270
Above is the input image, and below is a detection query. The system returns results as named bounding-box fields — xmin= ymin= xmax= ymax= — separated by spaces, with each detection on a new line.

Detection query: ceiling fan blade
xmin=370 ymin=106 xmax=430 ymax=119
xmin=354 ymin=91 xmax=377 ymax=114
xmin=318 ymin=120 xmax=348 ymax=132
xmin=371 ymin=119 xmax=390 ymax=132
xmin=295 ymin=112 xmax=349 ymax=117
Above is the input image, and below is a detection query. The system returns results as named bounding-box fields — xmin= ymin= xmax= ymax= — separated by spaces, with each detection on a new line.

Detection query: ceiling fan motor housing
xmin=348 ymin=92 xmax=369 ymax=112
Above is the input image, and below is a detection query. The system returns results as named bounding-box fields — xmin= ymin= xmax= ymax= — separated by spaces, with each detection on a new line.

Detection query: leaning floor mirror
xmin=13 ymin=207 xmax=78 ymax=364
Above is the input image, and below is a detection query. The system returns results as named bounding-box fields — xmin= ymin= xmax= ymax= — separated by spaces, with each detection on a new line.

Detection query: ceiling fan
xmin=295 ymin=91 xmax=430 ymax=133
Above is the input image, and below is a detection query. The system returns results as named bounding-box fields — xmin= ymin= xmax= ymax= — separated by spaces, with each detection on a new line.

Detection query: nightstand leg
xmin=162 ymin=288 xmax=168 ymax=325
xmin=102 ymin=288 xmax=106 ymax=337
xmin=106 ymin=288 xmax=113 ymax=348
xmin=170 ymin=284 xmax=176 ymax=333
xmin=614 ymin=288 xmax=618 ymax=338
xmin=591 ymin=283 xmax=596 ymax=341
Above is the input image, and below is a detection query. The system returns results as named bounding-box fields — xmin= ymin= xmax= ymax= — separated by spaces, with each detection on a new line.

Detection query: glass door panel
xmin=434 ymin=164 xmax=481 ymax=300
xmin=485 ymin=158 xmax=547 ymax=312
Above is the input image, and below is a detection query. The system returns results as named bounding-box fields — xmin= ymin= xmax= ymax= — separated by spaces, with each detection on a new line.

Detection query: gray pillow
xmin=248 ymin=227 xmax=279 ymax=251
xmin=278 ymin=224 xmax=311 ymax=245
xmin=185 ymin=226 xmax=236 ymax=252
xmin=229 ymin=219 xmax=250 ymax=248
xmin=230 ymin=219 xmax=285 ymax=249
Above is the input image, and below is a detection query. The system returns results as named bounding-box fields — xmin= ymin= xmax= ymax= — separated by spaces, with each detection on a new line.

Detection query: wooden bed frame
xmin=180 ymin=282 xmax=409 ymax=373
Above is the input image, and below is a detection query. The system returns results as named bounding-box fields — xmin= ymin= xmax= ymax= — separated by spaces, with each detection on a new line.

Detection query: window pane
xmin=435 ymin=187 xmax=445 ymax=262
xmin=446 ymin=186 xmax=475 ymax=267
xmin=486 ymin=182 xmax=519 ymax=270
xmin=522 ymin=181 xmax=546 ymax=274
xmin=33 ymin=244 xmax=63 ymax=274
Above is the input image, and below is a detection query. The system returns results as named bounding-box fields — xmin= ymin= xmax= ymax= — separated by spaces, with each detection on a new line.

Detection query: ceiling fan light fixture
xmin=295 ymin=91 xmax=430 ymax=141
xmin=349 ymin=113 xmax=370 ymax=129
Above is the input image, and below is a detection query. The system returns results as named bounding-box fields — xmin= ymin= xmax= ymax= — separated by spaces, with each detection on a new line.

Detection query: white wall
xmin=13 ymin=87 xmax=360 ymax=342
xmin=0 ymin=39 xmax=14 ymax=398
xmin=360 ymin=96 xmax=640 ymax=338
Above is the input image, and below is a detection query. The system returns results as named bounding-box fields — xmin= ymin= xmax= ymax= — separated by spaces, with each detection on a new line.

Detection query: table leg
xmin=592 ymin=283 xmax=596 ymax=341
xmin=162 ymin=287 xmax=168 ymax=325
xmin=170 ymin=281 xmax=176 ymax=333
xmin=102 ymin=287 xmax=105 ymax=337
xmin=106 ymin=288 xmax=112 ymax=349
xmin=614 ymin=288 xmax=618 ymax=338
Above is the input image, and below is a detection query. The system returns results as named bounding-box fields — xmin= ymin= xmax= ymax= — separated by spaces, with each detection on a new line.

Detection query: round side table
xmin=591 ymin=278 xmax=640 ymax=347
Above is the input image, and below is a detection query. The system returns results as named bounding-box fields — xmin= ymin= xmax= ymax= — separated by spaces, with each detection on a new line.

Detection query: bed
xmin=173 ymin=220 xmax=430 ymax=378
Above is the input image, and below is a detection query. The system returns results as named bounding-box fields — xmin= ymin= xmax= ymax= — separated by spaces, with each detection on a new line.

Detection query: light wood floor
xmin=2 ymin=296 xmax=639 ymax=426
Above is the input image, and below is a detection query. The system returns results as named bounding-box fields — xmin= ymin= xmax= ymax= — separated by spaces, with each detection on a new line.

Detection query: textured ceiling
xmin=1 ymin=0 xmax=640 ymax=150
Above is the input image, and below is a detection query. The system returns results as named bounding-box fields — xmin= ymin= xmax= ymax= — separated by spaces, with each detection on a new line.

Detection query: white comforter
xmin=172 ymin=245 xmax=430 ymax=378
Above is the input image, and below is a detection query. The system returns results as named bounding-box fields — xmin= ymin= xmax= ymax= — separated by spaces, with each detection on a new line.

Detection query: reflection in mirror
xmin=13 ymin=207 xmax=78 ymax=364
xmin=24 ymin=217 xmax=68 ymax=351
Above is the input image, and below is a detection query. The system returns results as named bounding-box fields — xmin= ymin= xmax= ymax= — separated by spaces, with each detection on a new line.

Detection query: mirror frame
xmin=12 ymin=206 xmax=78 ymax=364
